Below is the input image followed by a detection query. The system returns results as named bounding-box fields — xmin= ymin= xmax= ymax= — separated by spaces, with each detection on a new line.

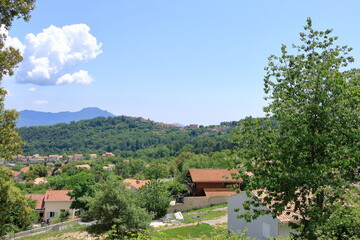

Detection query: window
xmin=262 ymin=222 xmax=271 ymax=239
xmin=49 ymin=212 xmax=55 ymax=218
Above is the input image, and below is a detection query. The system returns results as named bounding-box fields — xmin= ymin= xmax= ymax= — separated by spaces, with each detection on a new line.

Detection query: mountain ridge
xmin=17 ymin=107 xmax=116 ymax=127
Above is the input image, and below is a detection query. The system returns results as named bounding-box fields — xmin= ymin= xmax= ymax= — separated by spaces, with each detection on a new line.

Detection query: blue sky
xmin=3 ymin=0 xmax=360 ymax=126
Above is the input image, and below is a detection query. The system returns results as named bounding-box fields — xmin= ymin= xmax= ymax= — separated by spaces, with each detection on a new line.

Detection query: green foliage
xmin=138 ymin=181 xmax=171 ymax=219
xmin=145 ymin=162 xmax=169 ymax=180
xmin=87 ymin=177 xmax=152 ymax=237
xmin=17 ymin=116 xmax=235 ymax=157
xmin=165 ymin=180 xmax=189 ymax=197
xmin=158 ymin=223 xmax=214 ymax=239
xmin=234 ymin=18 xmax=360 ymax=239
xmin=23 ymin=164 xmax=47 ymax=180
xmin=0 ymin=166 xmax=36 ymax=236
xmin=0 ymin=0 xmax=33 ymax=161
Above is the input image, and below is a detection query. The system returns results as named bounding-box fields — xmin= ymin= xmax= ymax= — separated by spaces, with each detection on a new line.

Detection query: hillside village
xmin=1 ymin=1 xmax=359 ymax=240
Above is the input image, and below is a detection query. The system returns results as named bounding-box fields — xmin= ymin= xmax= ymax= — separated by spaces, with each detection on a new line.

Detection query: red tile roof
xmin=44 ymin=190 xmax=73 ymax=201
xmin=26 ymin=194 xmax=45 ymax=209
xmin=123 ymin=179 xmax=150 ymax=190
xmin=76 ymin=164 xmax=91 ymax=170
xmin=34 ymin=177 xmax=47 ymax=185
xmin=11 ymin=170 xmax=21 ymax=177
xmin=21 ymin=166 xmax=30 ymax=173
xmin=187 ymin=169 xmax=240 ymax=183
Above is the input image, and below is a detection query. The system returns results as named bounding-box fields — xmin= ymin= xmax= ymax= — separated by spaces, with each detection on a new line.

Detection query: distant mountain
xmin=173 ymin=123 xmax=185 ymax=127
xmin=17 ymin=107 xmax=116 ymax=127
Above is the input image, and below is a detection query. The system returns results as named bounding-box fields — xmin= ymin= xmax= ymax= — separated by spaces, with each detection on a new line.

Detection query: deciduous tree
xmin=138 ymin=181 xmax=171 ymax=219
xmin=233 ymin=18 xmax=359 ymax=239
xmin=0 ymin=167 xmax=35 ymax=236
xmin=0 ymin=0 xmax=35 ymax=160
xmin=86 ymin=178 xmax=151 ymax=237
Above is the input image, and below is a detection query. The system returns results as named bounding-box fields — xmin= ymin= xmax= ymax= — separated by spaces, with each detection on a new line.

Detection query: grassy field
xmin=16 ymin=204 xmax=229 ymax=240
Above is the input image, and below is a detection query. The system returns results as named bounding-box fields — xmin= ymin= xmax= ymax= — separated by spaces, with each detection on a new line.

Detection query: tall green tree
xmin=234 ymin=18 xmax=359 ymax=239
xmin=0 ymin=0 xmax=35 ymax=160
xmin=86 ymin=178 xmax=151 ymax=237
xmin=0 ymin=167 xmax=35 ymax=236
xmin=138 ymin=181 xmax=171 ymax=219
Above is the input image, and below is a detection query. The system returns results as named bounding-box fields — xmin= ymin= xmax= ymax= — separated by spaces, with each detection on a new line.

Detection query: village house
xmin=11 ymin=170 xmax=22 ymax=182
xmin=228 ymin=191 xmax=298 ymax=239
xmin=34 ymin=177 xmax=48 ymax=185
xmin=89 ymin=154 xmax=97 ymax=159
xmin=28 ymin=154 xmax=47 ymax=164
xmin=26 ymin=190 xmax=74 ymax=222
xmin=102 ymin=152 xmax=115 ymax=158
xmin=123 ymin=179 xmax=150 ymax=190
xmin=186 ymin=168 xmax=240 ymax=196
xmin=21 ymin=166 xmax=30 ymax=174
xmin=102 ymin=164 xmax=115 ymax=170
xmin=48 ymin=155 xmax=63 ymax=163
xmin=76 ymin=164 xmax=91 ymax=170
xmin=73 ymin=154 xmax=84 ymax=161
xmin=12 ymin=154 xmax=26 ymax=163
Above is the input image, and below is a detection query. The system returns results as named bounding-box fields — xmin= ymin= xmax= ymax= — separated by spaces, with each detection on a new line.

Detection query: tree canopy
xmin=86 ymin=178 xmax=152 ymax=237
xmin=0 ymin=167 xmax=35 ymax=236
xmin=234 ymin=18 xmax=359 ymax=239
xmin=0 ymin=0 xmax=34 ymax=161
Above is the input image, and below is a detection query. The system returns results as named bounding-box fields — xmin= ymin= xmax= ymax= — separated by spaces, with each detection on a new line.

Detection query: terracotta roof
xmin=76 ymin=164 xmax=91 ymax=170
xmin=204 ymin=188 xmax=237 ymax=197
xmin=34 ymin=177 xmax=47 ymax=185
xmin=187 ymin=169 xmax=240 ymax=183
xmin=21 ymin=166 xmax=30 ymax=173
xmin=11 ymin=170 xmax=21 ymax=177
xmin=26 ymin=194 xmax=45 ymax=209
xmin=44 ymin=190 xmax=73 ymax=201
xmin=123 ymin=179 xmax=150 ymax=190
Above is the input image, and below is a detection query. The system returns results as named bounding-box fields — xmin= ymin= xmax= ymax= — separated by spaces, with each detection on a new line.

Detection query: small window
xmin=262 ymin=222 xmax=271 ymax=239
xmin=49 ymin=212 xmax=55 ymax=218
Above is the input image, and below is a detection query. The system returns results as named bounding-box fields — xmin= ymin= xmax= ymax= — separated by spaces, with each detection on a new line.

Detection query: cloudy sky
xmin=3 ymin=0 xmax=360 ymax=125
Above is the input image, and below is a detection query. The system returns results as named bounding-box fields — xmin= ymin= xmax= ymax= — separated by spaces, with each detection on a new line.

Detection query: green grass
xmin=159 ymin=223 xmax=214 ymax=239
xmin=182 ymin=210 xmax=227 ymax=224
xmin=176 ymin=203 xmax=227 ymax=224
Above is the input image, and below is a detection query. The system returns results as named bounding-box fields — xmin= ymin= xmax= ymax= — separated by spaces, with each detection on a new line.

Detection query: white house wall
xmin=228 ymin=192 xmax=280 ymax=240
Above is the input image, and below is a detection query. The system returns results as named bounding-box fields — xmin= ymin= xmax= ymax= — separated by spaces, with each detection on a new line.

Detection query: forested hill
xmin=17 ymin=116 xmax=238 ymax=157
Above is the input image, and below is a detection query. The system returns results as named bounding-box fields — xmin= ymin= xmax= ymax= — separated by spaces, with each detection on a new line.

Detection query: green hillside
xmin=17 ymin=116 xmax=237 ymax=157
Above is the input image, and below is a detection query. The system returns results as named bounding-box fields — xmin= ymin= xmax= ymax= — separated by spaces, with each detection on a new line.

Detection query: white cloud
xmin=56 ymin=70 xmax=93 ymax=85
xmin=28 ymin=87 xmax=37 ymax=91
xmin=14 ymin=24 xmax=102 ymax=85
xmin=0 ymin=25 xmax=25 ymax=54
xmin=33 ymin=100 xmax=48 ymax=105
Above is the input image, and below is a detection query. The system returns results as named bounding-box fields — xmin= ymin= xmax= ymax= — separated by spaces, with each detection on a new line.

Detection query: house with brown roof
xmin=11 ymin=170 xmax=22 ymax=181
xmin=123 ymin=179 xmax=150 ymax=190
xmin=73 ymin=154 xmax=84 ymax=161
xmin=21 ymin=166 xmax=30 ymax=173
xmin=76 ymin=164 xmax=91 ymax=170
xmin=34 ymin=177 xmax=48 ymax=185
xmin=89 ymin=154 xmax=97 ymax=159
xmin=48 ymin=155 xmax=63 ymax=163
xmin=186 ymin=168 xmax=240 ymax=196
xmin=228 ymin=191 xmax=298 ymax=239
xmin=102 ymin=152 xmax=115 ymax=158
xmin=103 ymin=164 xmax=115 ymax=170
xmin=26 ymin=190 xmax=74 ymax=222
